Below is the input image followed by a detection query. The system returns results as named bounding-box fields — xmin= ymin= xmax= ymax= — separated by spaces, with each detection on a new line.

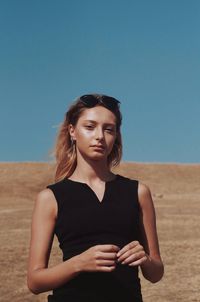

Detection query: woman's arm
xmin=116 ymin=182 xmax=164 ymax=283
xmin=27 ymin=189 xmax=81 ymax=295
xmin=138 ymin=182 xmax=164 ymax=283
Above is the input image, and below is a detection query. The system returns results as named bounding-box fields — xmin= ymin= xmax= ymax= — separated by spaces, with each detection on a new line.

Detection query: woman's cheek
xmin=77 ymin=128 xmax=92 ymax=139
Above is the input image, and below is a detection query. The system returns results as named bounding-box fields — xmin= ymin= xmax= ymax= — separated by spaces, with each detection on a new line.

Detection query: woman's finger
xmin=117 ymin=246 xmax=144 ymax=263
xmin=96 ymin=259 xmax=117 ymax=266
xmin=117 ymin=241 xmax=139 ymax=257
xmin=128 ymin=256 xmax=148 ymax=266
xmin=98 ymin=252 xmax=118 ymax=260
xmin=120 ymin=251 xmax=146 ymax=265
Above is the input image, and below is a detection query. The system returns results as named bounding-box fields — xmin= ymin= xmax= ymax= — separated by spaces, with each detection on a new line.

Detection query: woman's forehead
xmin=78 ymin=106 xmax=117 ymax=123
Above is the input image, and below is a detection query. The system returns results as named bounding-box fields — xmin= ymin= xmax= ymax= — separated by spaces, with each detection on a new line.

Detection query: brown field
xmin=0 ymin=162 xmax=199 ymax=302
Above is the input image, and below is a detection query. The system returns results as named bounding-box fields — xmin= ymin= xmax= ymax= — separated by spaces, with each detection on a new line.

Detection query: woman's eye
xmin=105 ymin=128 xmax=114 ymax=132
xmin=85 ymin=125 xmax=114 ymax=132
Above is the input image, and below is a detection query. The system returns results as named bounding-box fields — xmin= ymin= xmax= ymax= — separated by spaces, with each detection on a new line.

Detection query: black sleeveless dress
xmin=46 ymin=174 xmax=143 ymax=302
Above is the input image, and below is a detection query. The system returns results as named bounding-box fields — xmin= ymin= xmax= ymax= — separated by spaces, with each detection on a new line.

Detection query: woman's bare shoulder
xmin=138 ymin=181 xmax=152 ymax=195
xmin=137 ymin=181 xmax=153 ymax=207
xmin=34 ymin=188 xmax=57 ymax=217
xmin=36 ymin=188 xmax=55 ymax=200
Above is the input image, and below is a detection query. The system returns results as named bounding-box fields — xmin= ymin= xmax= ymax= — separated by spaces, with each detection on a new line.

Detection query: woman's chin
xmin=88 ymin=152 xmax=107 ymax=161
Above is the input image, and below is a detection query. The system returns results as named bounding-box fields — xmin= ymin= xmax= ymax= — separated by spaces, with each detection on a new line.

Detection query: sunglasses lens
xmin=80 ymin=95 xmax=98 ymax=107
xmin=80 ymin=95 xmax=120 ymax=110
xmin=102 ymin=96 xmax=120 ymax=110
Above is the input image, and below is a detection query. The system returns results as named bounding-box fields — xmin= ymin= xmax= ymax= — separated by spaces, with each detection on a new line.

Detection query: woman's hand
xmin=77 ymin=244 xmax=120 ymax=273
xmin=116 ymin=241 xmax=148 ymax=266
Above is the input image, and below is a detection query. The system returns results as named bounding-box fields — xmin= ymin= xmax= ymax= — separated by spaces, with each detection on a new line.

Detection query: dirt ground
xmin=0 ymin=162 xmax=199 ymax=302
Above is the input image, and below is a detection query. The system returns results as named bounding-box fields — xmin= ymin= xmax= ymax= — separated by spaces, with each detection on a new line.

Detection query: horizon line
xmin=0 ymin=160 xmax=199 ymax=166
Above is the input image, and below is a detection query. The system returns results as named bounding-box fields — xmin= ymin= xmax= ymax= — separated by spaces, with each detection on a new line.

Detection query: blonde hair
xmin=51 ymin=94 xmax=123 ymax=182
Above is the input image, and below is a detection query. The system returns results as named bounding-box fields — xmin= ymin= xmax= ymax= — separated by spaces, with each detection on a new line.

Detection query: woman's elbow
xmin=148 ymin=274 xmax=163 ymax=284
xmin=27 ymin=274 xmax=43 ymax=295
xmin=147 ymin=266 xmax=164 ymax=283
xmin=27 ymin=282 xmax=39 ymax=295
xmin=142 ymin=263 xmax=164 ymax=283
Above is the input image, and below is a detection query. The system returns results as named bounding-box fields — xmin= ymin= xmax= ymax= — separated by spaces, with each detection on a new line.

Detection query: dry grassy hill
xmin=0 ymin=162 xmax=199 ymax=302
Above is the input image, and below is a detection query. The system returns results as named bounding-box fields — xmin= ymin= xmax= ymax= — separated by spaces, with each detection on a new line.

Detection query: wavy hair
xmin=51 ymin=94 xmax=123 ymax=182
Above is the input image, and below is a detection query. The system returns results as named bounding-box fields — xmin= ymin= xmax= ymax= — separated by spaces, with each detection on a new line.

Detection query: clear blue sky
xmin=0 ymin=0 xmax=199 ymax=163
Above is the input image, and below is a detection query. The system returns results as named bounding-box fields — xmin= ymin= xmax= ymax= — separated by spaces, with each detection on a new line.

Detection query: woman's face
xmin=69 ymin=105 xmax=117 ymax=163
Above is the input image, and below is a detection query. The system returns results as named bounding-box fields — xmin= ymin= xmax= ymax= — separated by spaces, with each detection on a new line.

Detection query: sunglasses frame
xmin=79 ymin=94 xmax=121 ymax=111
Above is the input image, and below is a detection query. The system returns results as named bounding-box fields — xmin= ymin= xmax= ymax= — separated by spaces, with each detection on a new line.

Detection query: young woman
xmin=27 ymin=94 xmax=164 ymax=302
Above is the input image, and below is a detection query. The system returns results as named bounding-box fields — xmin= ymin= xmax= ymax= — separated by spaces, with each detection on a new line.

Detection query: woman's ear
xmin=68 ymin=124 xmax=76 ymax=141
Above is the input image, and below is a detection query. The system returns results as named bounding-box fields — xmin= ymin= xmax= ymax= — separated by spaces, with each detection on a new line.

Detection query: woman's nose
xmin=95 ymin=128 xmax=104 ymax=140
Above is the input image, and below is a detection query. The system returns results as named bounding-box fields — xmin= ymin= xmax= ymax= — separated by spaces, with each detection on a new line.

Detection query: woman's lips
xmin=91 ymin=145 xmax=105 ymax=150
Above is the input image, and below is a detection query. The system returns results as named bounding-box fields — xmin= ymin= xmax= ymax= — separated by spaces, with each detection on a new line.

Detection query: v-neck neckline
xmin=65 ymin=174 xmax=119 ymax=204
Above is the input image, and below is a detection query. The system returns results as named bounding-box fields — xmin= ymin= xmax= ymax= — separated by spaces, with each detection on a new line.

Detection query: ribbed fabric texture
xmin=46 ymin=174 xmax=143 ymax=302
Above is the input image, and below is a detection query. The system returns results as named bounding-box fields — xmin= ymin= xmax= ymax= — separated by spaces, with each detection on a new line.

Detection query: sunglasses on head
xmin=79 ymin=94 xmax=121 ymax=111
